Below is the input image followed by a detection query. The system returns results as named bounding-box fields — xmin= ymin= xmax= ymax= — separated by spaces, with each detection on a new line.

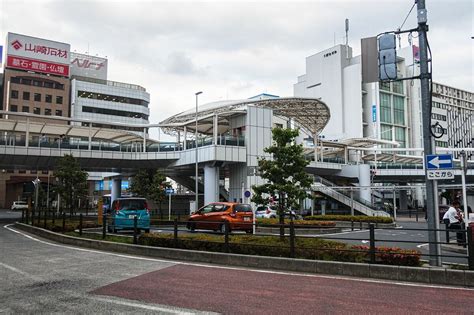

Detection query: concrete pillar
xmin=183 ymin=126 xmax=187 ymax=150
xmin=213 ymin=115 xmax=218 ymax=145
xmin=400 ymin=189 xmax=409 ymax=211
xmin=204 ymin=165 xmax=219 ymax=204
xmin=25 ymin=118 xmax=30 ymax=148
xmin=358 ymin=164 xmax=371 ymax=204
xmin=143 ymin=128 xmax=147 ymax=152
xmin=111 ymin=178 xmax=121 ymax=205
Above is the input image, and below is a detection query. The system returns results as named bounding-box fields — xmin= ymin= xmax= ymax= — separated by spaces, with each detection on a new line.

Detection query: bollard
xmin=173 ymin=218 xmax=178 ymax=247
xmin=178 ymin=213 xmax=181 ymax=222
xmin=224 ymin=221 xmax=230 ymax=253
xmin=52 ymin=212 xmax=55 ymax=226
xmin=468 ymin=226 xmax=474 ymax=270
xmin=445 ymin=222 xmax=450 ymax=243
xmin=416 ymin=211 xmax=419 ymax=222
xmin=62 ymin=212 xmax=66 ymax=233
xmin=79 ymin=214 xmax=83 ymax=236
xmin=160 ymin=211 xmax=163 ymax=221
xmin=21 ymin=209 xmax=25 ymax=223
xmin=43 ymin=210 xmax=47 ymax=229
xmin=351 ymin=219 xmax=354 ymax=231
xmin=133 ymin=216 xmax=138 ymax=245
xmin=360 ymin=221 xmax=363 ymax=231
xmin=102 ymin=214 xmax=107 ymax=239
xmin=289 ymin=221 xmax=295 ymax=258
xmin=369 ymin=223 xmax=376 ymax=264
xmin=32 ymin=209 xmax=35 ymax=225
xmin=37 ymin=209 xmax=41 ymax=226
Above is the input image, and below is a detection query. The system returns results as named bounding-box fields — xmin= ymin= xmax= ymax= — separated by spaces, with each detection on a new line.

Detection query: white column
xmin=88 ymin=124 xmax=92 ymax=151
xmin=25 ymin=118 xmax=30 ymax=148
xmin=143 ymin=128 xmax=147 ymax=152
xmin=204 ymin=165 xmax=219 ymax=204
xmin=183 ymin=126 xmax=187 ymax=150
xmin=358 ymin=164 xmax=371 ymax=203
xmin=213 ymin=115 xmax=218 ymax=145
xmin=111 ymin=178 xmax=122 ymax=205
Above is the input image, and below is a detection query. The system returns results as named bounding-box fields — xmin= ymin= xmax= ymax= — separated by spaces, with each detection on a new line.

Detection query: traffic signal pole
xmin=417 ymin=0 xmax=441 ymax=266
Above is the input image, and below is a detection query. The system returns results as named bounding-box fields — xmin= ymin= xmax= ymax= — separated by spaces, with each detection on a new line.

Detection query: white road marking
xmin=4 ymin=224 xmax=474 ymax=292
xmin=417 ymin=243 xmax=429 ymax=248
xmin=361 ymin=240 xmax=369 ymax=244
xmin=0 ymin=261 xmax=42 ymax=281
xmin=91 ymin=296 xmax=207 ymax=314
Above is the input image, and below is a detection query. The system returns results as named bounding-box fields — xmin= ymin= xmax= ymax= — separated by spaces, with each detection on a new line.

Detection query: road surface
xmin=2 ymin=222 xmax=474 ymax=314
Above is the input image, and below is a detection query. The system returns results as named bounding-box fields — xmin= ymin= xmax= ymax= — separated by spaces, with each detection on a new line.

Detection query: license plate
xmin=128 ymin=215 xmax=135 ymax=219
xmin=244 ymin=217 xmax=251 ymax=221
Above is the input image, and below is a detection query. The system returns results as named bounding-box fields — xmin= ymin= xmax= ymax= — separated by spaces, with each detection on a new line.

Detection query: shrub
xmin=304 ymin=215 xmax=393 ymax=224
xmin=257 ymin=218 xmax=336 ymax=227
xmin=351 ymin=245 xmax=421 ymax=266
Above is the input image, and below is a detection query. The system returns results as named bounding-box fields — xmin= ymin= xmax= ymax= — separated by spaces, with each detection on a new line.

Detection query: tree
xmin=54 ymin=154 xmax=88 ymax=215
xmin=251 ymin=128 xmax=313 ymax=237
xmin=129 ymin=169 xmax=170 ymax=213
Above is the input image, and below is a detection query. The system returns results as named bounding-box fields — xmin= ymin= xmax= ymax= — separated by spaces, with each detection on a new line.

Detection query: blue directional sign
xmin=372 ymin=105 xmax=377 ymax=122
xmin=165 ymin=188 xmax=175 ymax=195
xmin=425 ymin=154 xmax=453 ymax=169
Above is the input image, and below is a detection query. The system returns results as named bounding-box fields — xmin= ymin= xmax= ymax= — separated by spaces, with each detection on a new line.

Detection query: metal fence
xmin=21 ymin=209 xmax=474 ymax=269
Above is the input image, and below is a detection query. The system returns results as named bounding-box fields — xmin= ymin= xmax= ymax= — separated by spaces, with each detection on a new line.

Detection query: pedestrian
xmin=442 ymin=200 xmax=464 ymax=245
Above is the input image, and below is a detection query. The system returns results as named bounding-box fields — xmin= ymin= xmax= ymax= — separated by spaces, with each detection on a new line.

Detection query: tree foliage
xmin=54 ymin=154 xmax=88 ymax=213
xmin=251 ymin=128 xmax=313 ymax=236
xmin=129 ymin=169 xmax=170 ymax=211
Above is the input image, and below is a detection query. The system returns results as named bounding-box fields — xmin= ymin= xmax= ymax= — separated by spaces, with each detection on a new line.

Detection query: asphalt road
xmin=2 ymin=222 xmax=474 ymax=313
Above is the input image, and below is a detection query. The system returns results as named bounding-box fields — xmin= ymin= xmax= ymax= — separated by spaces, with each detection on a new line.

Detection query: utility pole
xmin=417 ymin=0 xmax=440 ymax=266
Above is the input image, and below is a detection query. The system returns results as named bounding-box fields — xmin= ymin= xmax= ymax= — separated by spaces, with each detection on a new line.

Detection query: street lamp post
xmin=195 ymin=91 xmax=203 ymax=213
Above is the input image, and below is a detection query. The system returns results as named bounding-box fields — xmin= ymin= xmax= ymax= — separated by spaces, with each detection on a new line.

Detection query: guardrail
xmin=20 ymin=209 xmax=474 ymax=269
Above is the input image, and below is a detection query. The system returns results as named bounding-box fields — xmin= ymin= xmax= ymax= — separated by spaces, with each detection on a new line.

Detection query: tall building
xmin=68 ymin=53 xmax=150 ymax=133
xmin=2 ymin=33 xmax=71 ymax=123
xmin=294 ymin=43 xmax=473 ymax=157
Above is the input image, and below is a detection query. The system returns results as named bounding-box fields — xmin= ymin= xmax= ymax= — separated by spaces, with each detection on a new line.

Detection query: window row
xmin=431 ymin=113 xmax=447 ymax=121
xmin=10 ymin=76 xmax=65 ymax=90
xmin=77 ymin=90 xmax=149 ymax=107
xmin=10 ymin=90 xmax=63 ymax=104
xmin=9 ymin=105 xmax=62 ymax=116
xmin=435 ymin=141 xmax=448 ymax=148
xmin=82 ymin=106 xmax=148 ymax=120
xmin=379 ymin=92 xmax=405 ymax=125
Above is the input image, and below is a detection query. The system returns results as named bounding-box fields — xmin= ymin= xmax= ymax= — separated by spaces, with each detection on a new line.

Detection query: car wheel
xmin=144 ymin=229 xmax=150 ymax=233
xmin=245 ymin=230 xmax=253 ymax=234
xmin=219 ymin=222 xmax=230 ymax=234
xmin=187 ymin=222 xmax=196 ymax=232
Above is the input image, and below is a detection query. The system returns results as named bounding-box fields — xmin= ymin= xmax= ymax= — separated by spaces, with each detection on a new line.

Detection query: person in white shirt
xmin=442 ymin=200 xmax=464 ymax=244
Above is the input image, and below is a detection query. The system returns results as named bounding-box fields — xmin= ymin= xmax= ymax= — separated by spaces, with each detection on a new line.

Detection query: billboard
xmin=70 ymin=52 xmax=108 ymax=80
xmin=5 ymin=33 xmax=70 ymax=76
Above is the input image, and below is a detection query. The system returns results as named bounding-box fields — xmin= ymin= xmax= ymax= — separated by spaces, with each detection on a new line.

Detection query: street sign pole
xmin=460 ymin=151 xmax=469 ymax=227
xmin=168 ymin=192 xmax=171 ymax=221
xmin=417 ymin=0 xmax=440 ymax=266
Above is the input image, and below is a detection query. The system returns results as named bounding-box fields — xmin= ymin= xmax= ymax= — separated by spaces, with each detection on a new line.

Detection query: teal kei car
xmin=108 ymin=197 xmax=150 ymax=233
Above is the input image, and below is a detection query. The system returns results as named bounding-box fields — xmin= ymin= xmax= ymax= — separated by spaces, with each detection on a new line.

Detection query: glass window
xmin=23 ymin=92 xmax=30 ymax=100
xmin=54 ymin=83 xmax=64 ymax=90
xmin=33 ymin=107 xmax=41 ymax=115
xmin=381 ymin=124 xmax=392 ymax=141
xmin=10 ymin=105 xmax=18 ymax=112
xmin=22 ymin=78 xmax=31 ymax=85
xmin=395 ymin=126 xmax=406 ymax=148
xmin=34 ymin=93 xmax=41 ymax=102
xmin=45 ymin=95 xmax=52 ymax=103
xmin=393 ymin=95 xmax=405 ymax=125
xmin=45 ymin=108 xmax=52 ymax=116
xmin=33 ymin=80 xmax=41 ymax=87
xmin=234 ymin=204 xmax=252 ymax=212
xmin=380 ymin=92 xmax=391 ymax=123
xmin=55 ymin=109 xmax=62 ymax=116
xmin=200 ymin=205 xmax=214 ymax=214
xmin=11 ymin=77 xmax=21 ymax=84
xmin=380 ymin=81 xmax=390 ymax=91
xmin=393 ymin=81 xmax=403 ymax=94
xmin=44 ymin=81 xmax=54 ymax=89
xmin=11 ymin=90 xmax=19 ymax=99
xmin=22 ymin=106 xmax=29 ymax=113
xmin=56 ymin=96 xmax=63 ymax=104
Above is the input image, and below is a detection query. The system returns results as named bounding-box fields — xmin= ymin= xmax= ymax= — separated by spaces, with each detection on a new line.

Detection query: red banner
xmin=6 ymin=55 xmax=69 ymax=76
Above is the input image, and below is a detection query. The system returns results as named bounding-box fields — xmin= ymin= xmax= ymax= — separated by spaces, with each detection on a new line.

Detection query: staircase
xmin=170 ymin=175 xmax=229 ymax=201
xmin=312 ymin=176 xmax=390 ymax=217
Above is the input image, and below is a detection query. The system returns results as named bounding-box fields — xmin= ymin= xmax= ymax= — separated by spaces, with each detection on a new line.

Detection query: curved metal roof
xmin=159 ymin=97 xmax=330 ymax=136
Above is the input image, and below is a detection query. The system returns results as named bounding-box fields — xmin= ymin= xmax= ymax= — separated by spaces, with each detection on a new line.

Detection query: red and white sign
xmin=6 ymin=33 xmax=70 ymax=76
xmin=70 ymin=52 xmax=108 ymax=80
xmin=7 ymin=55 xmax=69 ymax=76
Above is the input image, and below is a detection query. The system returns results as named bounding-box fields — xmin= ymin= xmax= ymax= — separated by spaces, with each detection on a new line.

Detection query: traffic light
xmin=378 ymin=33 xmax=397 ymax=81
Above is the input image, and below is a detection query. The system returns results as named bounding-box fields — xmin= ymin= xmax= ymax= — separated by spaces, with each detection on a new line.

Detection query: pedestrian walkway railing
xmin=20 ymin=209 xmax=474 ymax=270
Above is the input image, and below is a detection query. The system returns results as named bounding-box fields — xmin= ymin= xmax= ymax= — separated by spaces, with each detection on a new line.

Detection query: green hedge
xmin=138 ymin=233 xmax=420 ymax=266
xmin=257 ymin=218 xmax=336 ymax=227
xmin=304 ymin=215 xmax=393 ymax=224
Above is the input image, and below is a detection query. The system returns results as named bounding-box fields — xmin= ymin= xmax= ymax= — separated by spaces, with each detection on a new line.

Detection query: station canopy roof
xmin=0 ymin=118 xmax=152 ymax=143
xmin=159 ymin=97 xmax=331 ymax=136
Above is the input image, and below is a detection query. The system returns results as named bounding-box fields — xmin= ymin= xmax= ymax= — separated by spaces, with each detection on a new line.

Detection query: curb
xmin=13 ymin=223 xmax=474 ymax=287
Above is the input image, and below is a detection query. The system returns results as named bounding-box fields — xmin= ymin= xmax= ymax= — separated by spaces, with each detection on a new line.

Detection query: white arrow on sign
xmin=428 ymin=156 xmax=451 ymax=168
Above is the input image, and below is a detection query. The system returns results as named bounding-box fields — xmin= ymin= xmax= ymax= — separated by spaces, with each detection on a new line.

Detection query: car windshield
xmin=256 ymin=206 xmax=266 ymax=212
xmin=117 ymin=199 xmax=146 ymax=211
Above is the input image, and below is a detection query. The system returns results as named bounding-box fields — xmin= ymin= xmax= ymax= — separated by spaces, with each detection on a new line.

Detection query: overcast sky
xmin=1 ymin=0 xmax=472 ymax=137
